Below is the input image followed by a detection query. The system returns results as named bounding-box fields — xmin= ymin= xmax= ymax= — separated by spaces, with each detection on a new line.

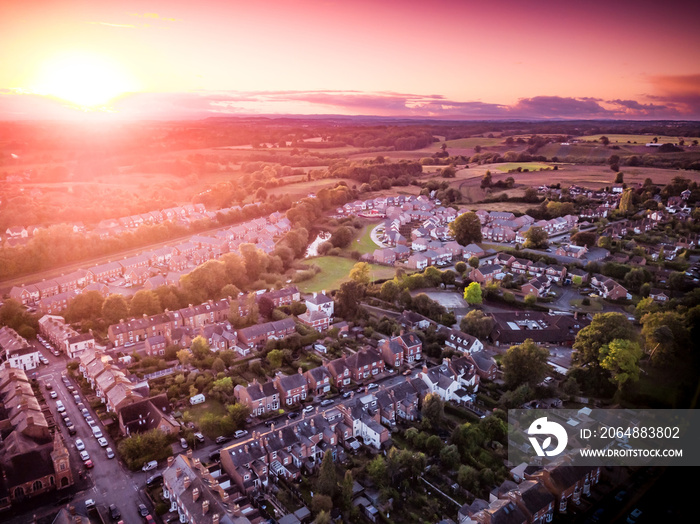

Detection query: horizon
xmin=2 ymin=0 xmax=699 ymax=121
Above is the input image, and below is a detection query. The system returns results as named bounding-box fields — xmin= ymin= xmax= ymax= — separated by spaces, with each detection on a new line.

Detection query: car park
xmin=234 ymin=429 xmax=249 ymax=438
xmin=98 ymin=437 xmax=108 ymax=447
xmin=75 ymin=439 xmax=85 ymax=451
xmin=106 ymin=447 xmax=115 ymax=459
xmin=80 ymin=450 xmax=90 ymax=461
xmin=142 ymin=460 xmax=158 ymax=471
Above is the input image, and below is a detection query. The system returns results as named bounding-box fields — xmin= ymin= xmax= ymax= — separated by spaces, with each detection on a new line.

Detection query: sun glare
xmin=32 ymin=52 xmax=135 ymax=108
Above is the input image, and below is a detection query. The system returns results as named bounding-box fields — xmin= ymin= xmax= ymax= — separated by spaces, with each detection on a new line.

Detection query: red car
xmin=145 ymin=516 xmax=155 ymax=524
xmin=84 ymin=459 xmax=94 ymax=469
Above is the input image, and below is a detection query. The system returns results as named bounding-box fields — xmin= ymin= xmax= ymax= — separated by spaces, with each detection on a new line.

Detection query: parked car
xmin=81 ymin=408 xmax=90 ymax=418
xmin=627 ymin=509 xmax=642 ymax=523
xmin=320 ymin=399 xmax=334 ymax=406
xmin=215 ymin=436 xmax=230 ymax=444
xmin=40 ymin=356 xmax=50 ymax=365
xmin=80 ymin=450 xmax=90 ymax=461
xmin=50 ymin=391 xmax=58 ymax=399
xmin=194 ymin=432 xmax=205 ymax=443
xmin=180 ymin=437 xmax=188 ymax=449
xmin=234 ymin=429 xmax=249 ymax=439
xmin=84 ymin=459 xmax=94 ymax=469
xmin=85 ymin=499 xmax=96 ymax=509
xmin=367 ymin=383 xmax=378 ymax=390
xmin=614 ymin=490 xmax=628 ymax=502
xmin=138 ymin=503 xmax=149 ymax=517
xmin=342 ymin=391 xmax=352 ymax=398
xmin=44 ymin=382 xmax=52 ymax=390
xmin=75 ymin=439 xmax=85 ymax=451
xmin=288 ymin=412 xmax=299 ymax=420
xmin=403 ymin=369 xmax=412 ymax=376
xmin=142 ymin=460 xmax=158 ymax=471
xmin=302 ymin=405 xmax=314 ymax=413
xmin=106 ymin=447 xmax=115 ymax=459
xmin=146 ymin=473 xmax=163 ymax=486
xmin=109 ymin=504 xmax=121 ymax=521
xmin=98 ymin=437 xmax=108 ymax=447
xmin=66 ymin=425 xmax=76 ymax=435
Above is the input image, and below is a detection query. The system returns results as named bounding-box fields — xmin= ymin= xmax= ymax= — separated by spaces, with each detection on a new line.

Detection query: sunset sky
xmin=2 ymin=0 xmax=699 ymax=120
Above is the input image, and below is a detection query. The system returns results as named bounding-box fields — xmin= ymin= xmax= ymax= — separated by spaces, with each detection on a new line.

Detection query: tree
xmin=463 ymin=282 xmax=483 ymax=306
xmin=311 ymin=495 xmax=332 ymax=517
xmin=267 ymin=349 xmax=284 ymax=368
xmin=599 ymin=339 xmax=643 ymax=391
xmin=257 ymin=296 xmax=275 ymax=320
xmin=480 ymin=171 xmax=492 ymax=188
xmin=349 ymin=262 xmax=371 ymax=285
xmin=190 ymin=336 xmax=212 ymax=360
xmin=64 ymin=291 xmax=105 ymax=323
xmin=449 ymin=212 xmax=482 ymax=246
xmin=439 ymin=444 xmax=461 ymax=469
xmin=102 ymin=294 xmax=129 ymax=325
xmin=597 ymin=236 xmax=612 ymax=249
xmin=468 ymin=256 xmax=479 ymax=269
xmin=572 ymin=313 xmax=637 ymax=367
xmin=336 ymin=280 xmax=366 ymax=319
xmin=619 ymin=189 xmax=635 ymax=214
xmin=129 ymin=290 xmax=162 ymax=317
xmin=524 ymin=293 xmax=537 ymax=306
xmin=640 ymin=311 xmax=689 ymax=365
xmin=523 ymin=226 xmax=548 ymax=249
xmin=455 ymin=261 xmax=467 ymax=274
xmin=212 ymin=357 xmax=226 ymax=374
xmin=600 ymin=136 xmax=610 ymax=146
xmin=614 ymin=172 xmax=624 ymax=184
xmin=367 ymin=456 xmax=387 ymax=487
xmin=341 ymin=470 xmax=354 ymax=510
xmin=502 ymin=338 xmax=550 ymax=389
xmin=316 ymin=451 xmax=336 ymax=497
xmin=421 ymin=392 xmax=444 ymax=429
xmin=313 ymin=511 xmax=331 ymax=524
xmin=380 ymin=280 xmax=400 ymax=303
xmin=460 ymin=309 xmax=493 ymax=339
xmin=330 ymin=226 xmax=353 ymax=248
xmin=457 ymin=465 xmax=479 ymax=492
xmin=571 ymin=231 xmax=597 ymax=247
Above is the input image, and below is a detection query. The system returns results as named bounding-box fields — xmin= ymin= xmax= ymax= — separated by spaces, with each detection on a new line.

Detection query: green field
xmin=343 ymin=224 xmax=381 ymax=255
xmin=431 ymin=137 xmax=504 ymax=149
xmin=298 ymin=256 xmax=396 ymax=293
xmin=574 ymin=134 xmax=686 ymax=144
xmin=491 ymin=162 xmax=555 ymax=172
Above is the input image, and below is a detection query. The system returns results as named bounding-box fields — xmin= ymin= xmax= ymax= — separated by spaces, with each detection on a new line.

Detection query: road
xmin=5 ymin=342 xmax=154 ymax=524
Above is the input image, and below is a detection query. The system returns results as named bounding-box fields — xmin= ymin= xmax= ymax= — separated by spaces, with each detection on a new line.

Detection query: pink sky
xmin=1 ymin=0 xmax=699 ymax=119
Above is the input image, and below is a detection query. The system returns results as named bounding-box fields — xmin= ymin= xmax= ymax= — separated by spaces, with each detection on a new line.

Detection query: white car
xmin=303 ymin=405 xmax=314 ymax=413
xmin=85 ymin=499 xmax=96 ymax=509
xmin=98 ymin=437 xmax=108 ymax=447
xmin=75 ymin=439 xmax=85 ymax=451
xmin=50 ymin=391 xmax=58 ymax=399
xmin=106 ymin=447 xmax=115 ymax=459
xmin=79 ymin=450 xmax=90 ymax=461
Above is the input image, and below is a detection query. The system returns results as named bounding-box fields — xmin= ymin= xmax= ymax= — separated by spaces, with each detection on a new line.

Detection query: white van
xmin=189 ymin=394 xmax=205 ymax=405
xmin=92 ymin=425 xmax=103 ymax=439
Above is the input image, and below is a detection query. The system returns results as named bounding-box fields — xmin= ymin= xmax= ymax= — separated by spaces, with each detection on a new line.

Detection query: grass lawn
xmin=570 ymin=298 xmax=604 ymax=312
xmin=429 ymin=137 xmax=504 ymax=149
xmin=343 ymin=224 xmax=380 ymax=255
xmin=298 ymin=256 xmax=396 ymax=293
xmin=182 ymin=399 xmax=227 ymax=425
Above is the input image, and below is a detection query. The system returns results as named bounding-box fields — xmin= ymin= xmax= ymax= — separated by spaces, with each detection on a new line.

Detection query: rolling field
xmin=297 ymin=256 xmax=395 ymax=293
xmin=574 ymin=134 xmax=686 ymax=144
xmin=343 ymin=223 xmax=381 ymax=255
xmin=490 ymin=162 xmax=555 ymax=172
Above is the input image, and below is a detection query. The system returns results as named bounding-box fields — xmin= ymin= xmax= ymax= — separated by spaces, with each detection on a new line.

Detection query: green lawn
xmin=430 ymin=137 xmax=504 ymax=149
xmin=343 ymin=224 xmax=380 ymax=255
xmin=491 ymin=162 xmax=555 ymax=172
xmin=182 ymin=399 xmax=227 ymax=425
xmin=297 ymin=256 xmax=396 ymax=293
xmin=569 ymin=298 xmax=604 ymax=312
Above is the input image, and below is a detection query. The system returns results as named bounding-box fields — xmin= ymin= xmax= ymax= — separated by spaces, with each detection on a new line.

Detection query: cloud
xmin=129 ymin=12 xmax=179 ymax=22
xmin=509 ymin=96 xmax=614 ymax=118
xmin=0 ymin=89 xmax=691 ymax=121
xmin=647 ymin=73 xmax=700 ymax=116
xmin=87 ymin=22 xmax=136 ymax=29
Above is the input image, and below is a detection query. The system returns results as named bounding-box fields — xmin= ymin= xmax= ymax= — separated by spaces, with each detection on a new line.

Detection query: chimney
xmin=221 ymin=490 xmax=230 ymax=503
xmin=184 ymin=475 xmax=191 ymax=489
xmin=422 ymin=365 xmax=428 ymax=374
xmin=193 ymin=487 xmax=200 ymax=502
xmin=168 ymin=456 xmax=175 ymax=467
xmin=270 ymin=422 xmax=275 ymax=431
xmin=244 ymin=444 xmax=249 ymax=453
xmin=187 ymin=449 xmax=193 ymax=459
xmin=176 ymin=467 xmax=183 ymax=478
xmin=143 ymin=314 xmax=147 ymax=319
xmin=68 ymin=505 xmax=76 ymax=515
xmin=298 ymin=367 xmax=302 ymax=375
xmin=75 ymin=518 xmax=82 ymax=524
xmin=212 ymin=514 xmax=220 ymax=524
xmin=202 ymin=500 xmax=210 ymax=514
xmin=278 ymin=430 xmax=283 ymax=439
xmin=193 ymin=457 xmax=201 ymax=468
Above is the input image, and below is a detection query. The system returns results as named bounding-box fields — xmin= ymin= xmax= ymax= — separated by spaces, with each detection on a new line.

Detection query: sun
xmin=32 ymin=52 xmax=136 ymax=108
